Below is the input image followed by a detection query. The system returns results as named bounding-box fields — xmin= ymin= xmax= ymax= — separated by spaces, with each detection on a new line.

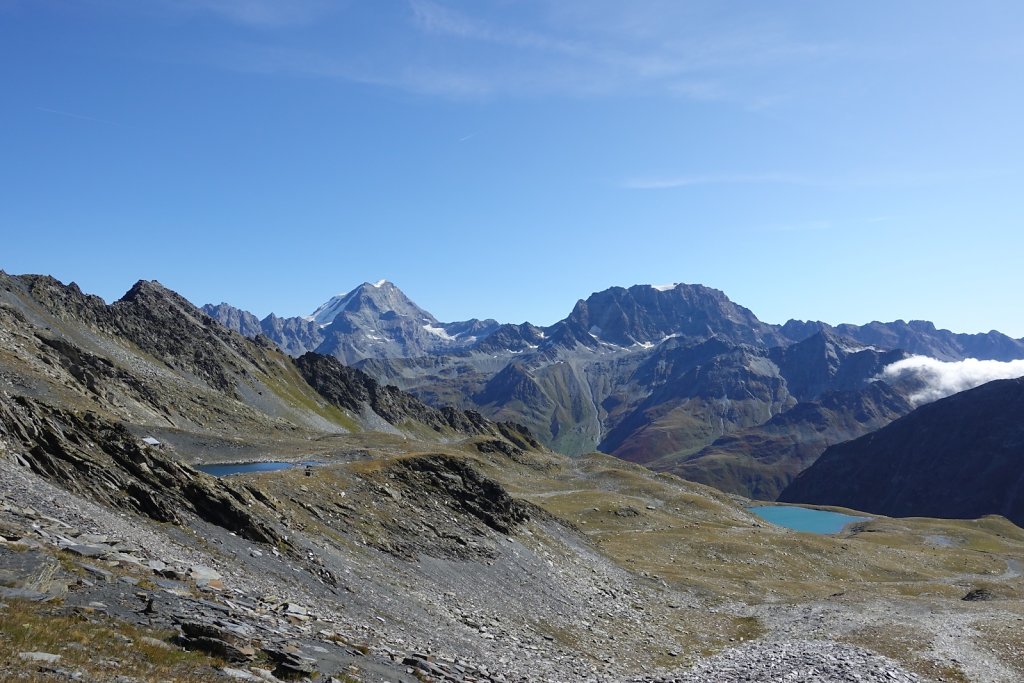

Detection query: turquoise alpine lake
xmin=748 ymin=505 xmax=870 ymax=535
xmin=197 ymin=461 xmax=311 ymax=477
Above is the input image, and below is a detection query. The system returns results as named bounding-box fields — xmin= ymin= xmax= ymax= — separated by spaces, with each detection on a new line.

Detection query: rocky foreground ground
xmin=6 ymin=454 xmax=1022 ymax=683
xmin=634 ymin=640 xmax=923 ymax=683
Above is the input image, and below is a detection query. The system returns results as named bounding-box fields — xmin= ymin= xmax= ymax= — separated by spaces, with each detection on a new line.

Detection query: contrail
xmin=36 ymin=107 xmax=111 ymax=124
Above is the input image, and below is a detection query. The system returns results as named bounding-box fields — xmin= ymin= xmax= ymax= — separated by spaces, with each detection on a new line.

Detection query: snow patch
xmin=652 ymin=283 xmax=678 ymax=292
xmin=372 ymin=279 xmax=388 ymax=288
xmin=837 ymin=340 xmax=880 ymax=354
xmin=423 ymin=324 xmax=455 ymax=341
xmin=308 ymin=290 xmax=358 ymax=326
xmin=837 ymin=342 xmax=869 ymax=353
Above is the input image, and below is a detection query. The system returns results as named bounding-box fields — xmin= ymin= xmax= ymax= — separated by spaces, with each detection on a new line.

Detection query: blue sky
xmin=2 ymin=1 xmax=1023 ymax=335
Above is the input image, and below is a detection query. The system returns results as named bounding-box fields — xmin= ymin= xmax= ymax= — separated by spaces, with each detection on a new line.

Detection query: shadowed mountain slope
xmin=780 ymin=377 xmax=1024 ymax=525
xmin=671 ymin=382 xmax=913 ymax=500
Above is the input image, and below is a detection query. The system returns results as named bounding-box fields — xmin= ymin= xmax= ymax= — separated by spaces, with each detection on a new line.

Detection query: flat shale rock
xmin=635 ymin=640 xmax=923 ymax=683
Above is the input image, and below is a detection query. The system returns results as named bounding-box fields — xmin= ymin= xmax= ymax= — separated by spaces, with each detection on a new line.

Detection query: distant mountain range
xmin=205 ymin=280 xmax=1024 ymax=363
xmin=780 ymin=377 xmax=1024 ymax=526
xmin=201 ymin=280 xmax=1024 ymax=500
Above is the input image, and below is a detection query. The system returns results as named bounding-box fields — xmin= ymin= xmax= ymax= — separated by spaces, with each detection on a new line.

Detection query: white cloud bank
xmin=881 ymin=356 xmax=1024 ymax=406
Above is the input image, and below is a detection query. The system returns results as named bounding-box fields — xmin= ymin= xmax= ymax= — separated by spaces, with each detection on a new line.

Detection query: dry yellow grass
xmin=0 ymin=599 xmax=227 ymax=682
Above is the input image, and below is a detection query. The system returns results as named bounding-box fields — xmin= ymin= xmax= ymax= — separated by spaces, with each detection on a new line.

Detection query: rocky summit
xmin=3 ymin=271 xmax=1024 ymax=683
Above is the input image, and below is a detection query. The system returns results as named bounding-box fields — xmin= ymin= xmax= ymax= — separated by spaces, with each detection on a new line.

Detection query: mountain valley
xmin=1 ymin=271 xmax=1023 ymax=682
xmin=204 ymin=280 xmax=1024 ymax=500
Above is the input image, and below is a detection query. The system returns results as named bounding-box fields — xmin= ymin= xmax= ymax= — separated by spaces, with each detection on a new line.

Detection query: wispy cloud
xmin=165 ymin=0 xmax=337 ymax=28
xmin=211 ymin=44 xmax=498 ymax=97
xmin=623 ymin=167 xmax=1014 ymax=191
xmin=402 ymin=1 xmax=844 ymax=101
xmin=67 ymin=0 xmax=338 ymax=29
xmin=881 ymin=356 xmax=1024 ymax=406
xmin=410 ymin=0 xmax=588 ymax=58
xmin=168 ymin=1 xmax=853 ymax=102
xmin=623 ymin=173 xmax=818 ymax=190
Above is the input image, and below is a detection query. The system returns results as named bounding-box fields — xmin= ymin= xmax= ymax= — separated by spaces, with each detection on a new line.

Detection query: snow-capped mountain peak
xmin=306 ymin=290 xmax=359 ymax=326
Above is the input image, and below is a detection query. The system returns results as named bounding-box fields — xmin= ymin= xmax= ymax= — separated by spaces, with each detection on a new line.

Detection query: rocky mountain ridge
xmin=203 ymin=279 xmax=1024 ymax=499
xmin=0 ymin=271 xmax=531 ymax=451
xmin=207 ymin=280 xmax=1024 ymax=363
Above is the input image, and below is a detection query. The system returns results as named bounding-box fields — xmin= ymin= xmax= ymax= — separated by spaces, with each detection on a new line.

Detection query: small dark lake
xmin=749 ymin=505 xmax=870 ymax=535
xmin=196 ymin=462 xmax=308 ymax=477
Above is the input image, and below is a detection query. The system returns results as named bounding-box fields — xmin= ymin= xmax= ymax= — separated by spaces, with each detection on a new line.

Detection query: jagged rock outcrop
xmin=10 ymin=276 xmax=268 ymax=397
xmin=258 ymin=313 xmax=324 ymax=356
xmin=293 ymin=352 xmax=487 ymax=435
xmin=351 ymin=454 xmax=534 ymax=561
xmin=394 ymin=455 xmax=530 ymax=534
xmin=201 ymin=303 xmax=263 ymax=338
xmin=14 ymin=274 xmax=113 ymax=328
xmin=0 ymin=392 xmax=285 ymax=545
xmin=33 ymin=333 xmax=166 ymax=414
xmin=202 ymin=302 xmax=325 ymax=356
xmin=110 ymin=280 xmax=268 ymax=394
